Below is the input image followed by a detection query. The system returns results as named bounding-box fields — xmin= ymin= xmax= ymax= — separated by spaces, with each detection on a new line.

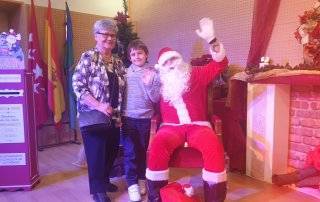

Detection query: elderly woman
xmin=72 ymin=19 xmax=126 ymax=202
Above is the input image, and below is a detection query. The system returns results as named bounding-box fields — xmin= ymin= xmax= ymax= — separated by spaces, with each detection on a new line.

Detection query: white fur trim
xmin=146 ymin=168 xmax=169 ymax=181
xmin=172 ymin=98 xmax=191 ymax=124
xmin=158 ymin=51 xmax=182 ymax=66
xmin=202 ymin=169 xmax=227 ymax=183
xmin=209 ymin=43 xmax=226 ymax=62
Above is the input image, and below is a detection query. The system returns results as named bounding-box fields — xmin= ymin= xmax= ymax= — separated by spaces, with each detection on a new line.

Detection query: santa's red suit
xmin=146 ymin=44 xmax=228 ymax=202
xmin=306 ymin=145 xmax=320 ymax=170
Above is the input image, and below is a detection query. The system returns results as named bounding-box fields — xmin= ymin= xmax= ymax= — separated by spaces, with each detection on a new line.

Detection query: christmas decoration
xmin=0 ymin=29 xmax=24 ymax=69
xmin=245 ymin=62 xmax=320 ymax=75
xmin=294 ymin=0 xmax=320 ymax=66
xmin=114 ymin=0 xmax=139 ymax=67
xmin=259 ymin=56 xmax=271 ymax=68
xmin=0 ymin=29 xmax=23 ymax=60
xmin=246 ymin=1 xmax=320 ymax=75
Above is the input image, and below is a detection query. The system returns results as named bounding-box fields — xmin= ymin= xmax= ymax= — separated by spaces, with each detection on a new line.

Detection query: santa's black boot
xmin=203 ymin=181 xmax=227 ymax=202
xmin=146 ymin=179 xmax=168 ymax=202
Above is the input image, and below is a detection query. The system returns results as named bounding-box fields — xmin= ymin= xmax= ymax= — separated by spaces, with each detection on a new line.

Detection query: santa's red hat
xmin=157 ymin=47 xmax=182 ymax=66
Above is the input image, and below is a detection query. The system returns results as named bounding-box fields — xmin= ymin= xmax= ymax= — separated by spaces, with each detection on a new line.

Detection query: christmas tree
xmin=114 ymin=0 xmax=139 ymax=67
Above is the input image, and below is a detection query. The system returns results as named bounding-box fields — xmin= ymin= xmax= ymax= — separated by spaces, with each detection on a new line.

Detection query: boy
xmin=122 ymin=39 xmax=161 ymax=201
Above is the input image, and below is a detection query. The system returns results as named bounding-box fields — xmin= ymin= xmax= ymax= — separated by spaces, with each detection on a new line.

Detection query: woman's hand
xmin=97 ymin=102 xmax=113 ymax=116
xmin=82 ymin=94 xmax=113 ymax=116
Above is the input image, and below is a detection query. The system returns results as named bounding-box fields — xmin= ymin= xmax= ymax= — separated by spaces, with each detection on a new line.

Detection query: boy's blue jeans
xmin=121 ymin=117 xmax=151 ymax=187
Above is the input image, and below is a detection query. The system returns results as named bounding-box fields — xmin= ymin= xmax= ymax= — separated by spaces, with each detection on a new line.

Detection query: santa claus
xmin=146 ymin=17 xmax=228 ymax=202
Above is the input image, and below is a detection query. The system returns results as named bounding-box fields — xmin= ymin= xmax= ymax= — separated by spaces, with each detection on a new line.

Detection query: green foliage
xmin=117 ymin=21 xmax=139 ymax=50
xmin=114 ymin=0 xmax=139 ymax=67
xmin=123 ymin=0 xmax=128 ymax=14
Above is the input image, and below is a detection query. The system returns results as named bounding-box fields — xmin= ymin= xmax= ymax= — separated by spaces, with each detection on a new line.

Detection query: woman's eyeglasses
xmin=96 ymin=32 xmax=116 ymax=39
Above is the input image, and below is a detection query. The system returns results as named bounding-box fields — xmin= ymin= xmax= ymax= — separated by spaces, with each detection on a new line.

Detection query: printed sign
xmin=0 ymin=153 xmax=26 ymax=166
xmin=0 ymin=74 xmax=21 ymax=83
xmin=0 ymin=104 xmax=24 ymax=143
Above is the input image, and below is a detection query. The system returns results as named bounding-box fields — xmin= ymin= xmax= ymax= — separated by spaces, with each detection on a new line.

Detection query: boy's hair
xmin=127 ymin=39 xmax=149 ymax=56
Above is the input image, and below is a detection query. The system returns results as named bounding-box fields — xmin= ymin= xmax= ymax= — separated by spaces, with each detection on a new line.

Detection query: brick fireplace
xmin=245 ymin=74 xmax=320 ymax=183
xmin=288 ymin=85 xmax=320 ymax=169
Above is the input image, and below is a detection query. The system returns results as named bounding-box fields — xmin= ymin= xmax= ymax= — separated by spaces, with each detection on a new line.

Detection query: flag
xmin=64 ymin=2 xmax=77 ymax=129
xmin=28 ymin=0 xmax=48 ymax=126
xmin=45 ymin=0 xmax=66 ymax=125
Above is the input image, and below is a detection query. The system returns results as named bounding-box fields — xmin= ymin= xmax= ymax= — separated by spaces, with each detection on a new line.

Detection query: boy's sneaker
xmin=138 ymin=180 xmax=147 ymax=195
xmin=128 ymin=184 xmax=141 ymax=202
xmin=72 ymin=161 xmax=87 ymax=168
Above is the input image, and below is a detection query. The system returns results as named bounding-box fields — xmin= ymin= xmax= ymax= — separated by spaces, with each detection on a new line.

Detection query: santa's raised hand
xmin=195 ymin=17 xmax=215 ymax=43
xmin=196 ymin=17 xmax=225 ymax=61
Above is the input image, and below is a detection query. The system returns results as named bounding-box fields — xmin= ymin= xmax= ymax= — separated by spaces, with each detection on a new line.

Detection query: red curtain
xmin=246 ymin=0 xmax=281 ymax=68
xmin=225 ymin=0 xmax=281 ymax=172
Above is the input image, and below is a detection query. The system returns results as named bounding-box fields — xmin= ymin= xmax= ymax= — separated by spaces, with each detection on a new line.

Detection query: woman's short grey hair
xmin=93 ymin=19 xmax=118 ymax=34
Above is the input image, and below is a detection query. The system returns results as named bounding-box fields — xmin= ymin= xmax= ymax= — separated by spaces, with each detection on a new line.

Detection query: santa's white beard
xmin=159 ymin=60 xmax=191 ymax=104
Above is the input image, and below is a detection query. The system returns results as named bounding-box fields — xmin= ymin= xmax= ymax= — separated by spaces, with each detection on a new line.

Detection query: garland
xmin=246 ymin=63 xmax=320 ymax=75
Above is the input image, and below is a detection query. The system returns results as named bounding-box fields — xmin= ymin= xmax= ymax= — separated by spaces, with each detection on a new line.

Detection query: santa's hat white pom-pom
xmin=183 ymin=184 xmax=194 ymax=197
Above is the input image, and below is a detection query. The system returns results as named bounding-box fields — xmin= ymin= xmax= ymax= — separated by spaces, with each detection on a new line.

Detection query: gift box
xmin=160 ymin=182 xmax=201 ymax=202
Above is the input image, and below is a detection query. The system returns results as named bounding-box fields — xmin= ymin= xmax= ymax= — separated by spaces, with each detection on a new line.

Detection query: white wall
xmin=22 ymin=0 xmax=123 ymax=17
xmin=12 ymin=0 xmax=315 ymax=66
xmin=129 ymin=0 xmax=316 ymax=67
xmin=266 ymin=0 xmax=315 ymax=66
xmin=129 ymin=0 xmax=254 ymax=67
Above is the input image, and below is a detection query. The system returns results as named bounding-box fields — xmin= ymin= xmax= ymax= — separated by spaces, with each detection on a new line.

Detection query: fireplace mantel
xmin=230 ymin=69 xmax=319 ymax=182
xmin=247 ymin=69 xmax=320 ymax=85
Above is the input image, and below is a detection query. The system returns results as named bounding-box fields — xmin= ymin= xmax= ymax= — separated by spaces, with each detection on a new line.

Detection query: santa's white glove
xmin=195 ymin=17 xmax=216 ymax=43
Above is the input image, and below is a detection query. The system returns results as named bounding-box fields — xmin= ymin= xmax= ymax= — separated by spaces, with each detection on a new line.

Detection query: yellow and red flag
xmin=45 ymin=0 xmax=65 ymax=125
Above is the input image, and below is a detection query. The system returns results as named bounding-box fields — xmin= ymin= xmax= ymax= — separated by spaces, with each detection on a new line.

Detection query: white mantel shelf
xmin=247 ymin=69 xmax=320 ymax=85
xmin=232 ymin=69 xmax=320 ymax=85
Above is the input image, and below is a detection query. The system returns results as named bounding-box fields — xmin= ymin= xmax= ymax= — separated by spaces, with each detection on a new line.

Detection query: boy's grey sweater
xmin=123 ymin=63 xmax=161 ymax=119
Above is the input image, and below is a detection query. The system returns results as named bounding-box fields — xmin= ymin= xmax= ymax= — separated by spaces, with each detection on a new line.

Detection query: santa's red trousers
xmin=147 ymin=124 xmax=226 ymax=182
